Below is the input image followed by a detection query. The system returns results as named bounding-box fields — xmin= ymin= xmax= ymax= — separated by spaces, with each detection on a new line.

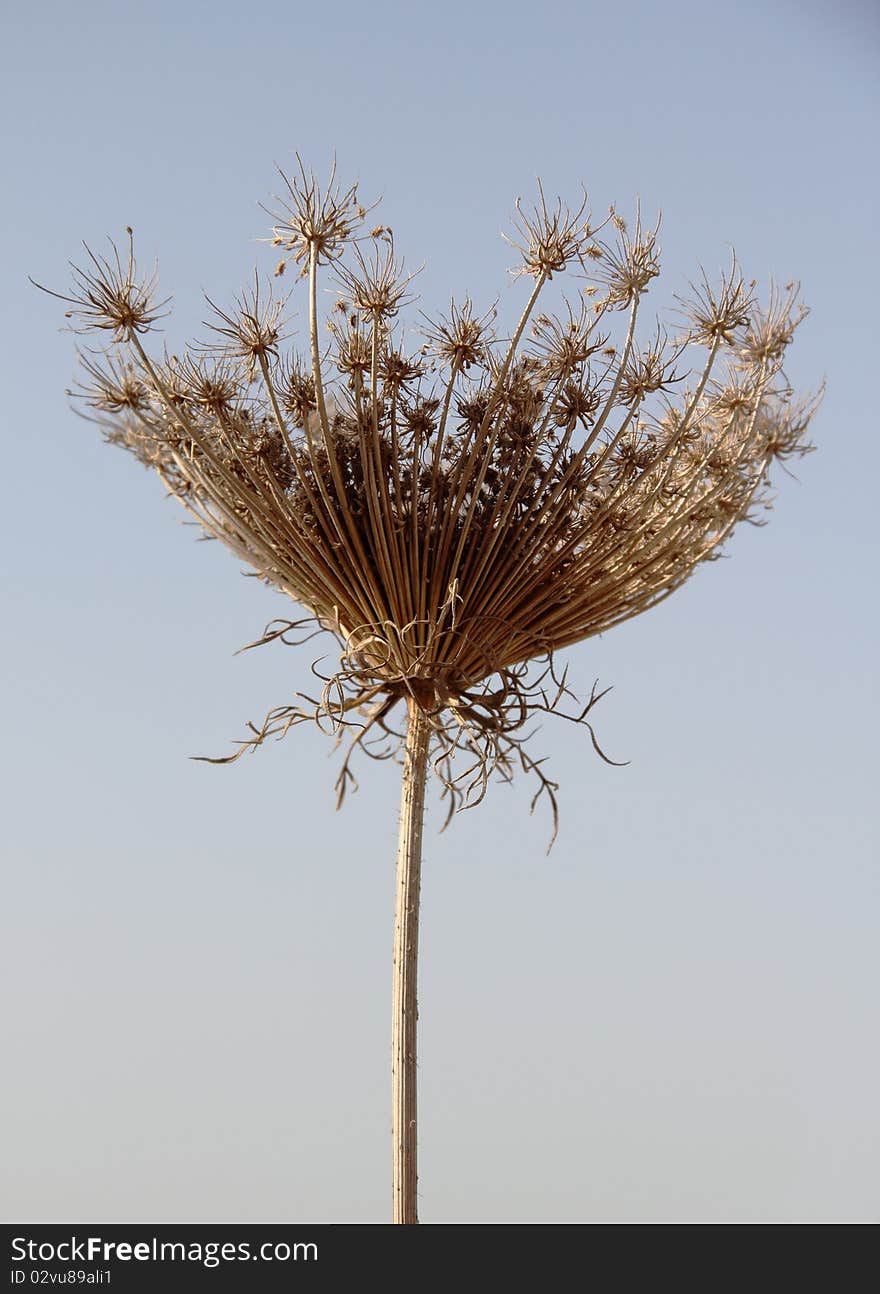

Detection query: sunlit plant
xmin=36 ymin=158 xmax=818 ymax=1223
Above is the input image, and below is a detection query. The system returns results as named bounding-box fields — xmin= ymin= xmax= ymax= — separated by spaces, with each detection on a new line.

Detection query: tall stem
xmin=391 ymin=696 xmax=430 ymax=1224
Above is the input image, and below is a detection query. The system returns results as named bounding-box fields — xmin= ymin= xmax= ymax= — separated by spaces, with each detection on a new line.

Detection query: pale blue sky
xmin=2 ymin=0 xmax=878 ymax=1222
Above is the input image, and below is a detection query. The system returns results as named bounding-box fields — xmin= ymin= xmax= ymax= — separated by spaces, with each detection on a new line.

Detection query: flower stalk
xmin=391 ymin=696 xmax=431 ymax=1224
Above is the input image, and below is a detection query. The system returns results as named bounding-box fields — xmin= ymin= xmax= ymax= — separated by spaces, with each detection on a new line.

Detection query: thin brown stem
xmin=391 ymin=696 xmax=430 ymax=1225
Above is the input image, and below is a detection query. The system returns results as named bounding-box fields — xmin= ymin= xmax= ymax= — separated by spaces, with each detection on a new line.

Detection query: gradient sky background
xmin=2 ymin=0 xmax=877 ymax=1223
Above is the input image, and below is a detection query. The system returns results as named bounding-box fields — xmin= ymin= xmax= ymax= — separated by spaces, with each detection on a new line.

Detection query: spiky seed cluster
xmin=41 ymin=163 xmax=819 ymax=839
xmin=37 ymin=228 xmax=169 ymax=340
xmin=267 ymin=156 xmax=370 ymax=273
xmin=504 ymin=182 xmax=597 ymax=279
xmin=335 ymin=234 xmax=419 ymax=322
xmin=203 ymin=273 xmax=285 ymax=375
xmin=423 ymin=297 xmax=494 ymax=372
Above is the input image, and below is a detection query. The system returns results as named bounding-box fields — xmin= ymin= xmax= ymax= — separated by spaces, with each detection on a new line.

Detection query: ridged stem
xmin=391 ymin=697 xmax=430 ymax=1224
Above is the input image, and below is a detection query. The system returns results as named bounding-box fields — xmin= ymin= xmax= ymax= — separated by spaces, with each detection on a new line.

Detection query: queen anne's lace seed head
xmin=38 ymin=162 xmax=820 ymax=842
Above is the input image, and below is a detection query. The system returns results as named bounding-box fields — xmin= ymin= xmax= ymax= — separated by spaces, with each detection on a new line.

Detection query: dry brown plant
xmin=36 ymin=159 xmax=819 ymax=1224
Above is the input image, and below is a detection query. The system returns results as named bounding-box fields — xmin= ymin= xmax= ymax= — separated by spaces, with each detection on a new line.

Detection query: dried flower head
xmin=33 ymin=228 xmax=168 ymax=340
xmin=504 ymin=181 xmax=597 ymax=280
xmin=678 ymin=258 xmax=754 ymax=346
xmin=528 ymin=300 xmax=608 ymax=381
xmin=267 ymin=155 xmax=371 ymax=271
xmin=77 ymin=349 xmax=149 ymax=413
xmin=596 ymin=205 xmax=662 ymax=306
xmin=423 ymin=297 xmax=495 ymax=371
xmin=41 ymin=164 xmax=819 ymax=844
xmin=334 ymin=235 xmax=419 ymax=322
xmin=203 ymin=273 xmax=286 ymax=375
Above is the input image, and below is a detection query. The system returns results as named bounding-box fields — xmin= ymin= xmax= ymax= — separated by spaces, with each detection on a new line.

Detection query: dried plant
xmin=36 ymin=159 xmax=819 ymax=1224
